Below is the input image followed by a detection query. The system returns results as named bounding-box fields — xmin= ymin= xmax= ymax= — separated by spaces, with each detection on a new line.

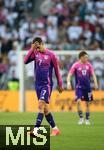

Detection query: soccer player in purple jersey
xmin=24 ymin=37 xmax=63 ymax=136
xmin=67 ymin=51 xmax=98 ymax=125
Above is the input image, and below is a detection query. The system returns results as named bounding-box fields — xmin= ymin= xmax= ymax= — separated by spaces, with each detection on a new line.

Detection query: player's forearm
xmin=24 ymin=48 xmax=34 ymax=64
xmin=58 ymin=78 xmax=62 ymax=87
xmin=67 ymin=73 xmax=72 ymax=84
xmin=92 ymin=73 xmax=98 ymax=86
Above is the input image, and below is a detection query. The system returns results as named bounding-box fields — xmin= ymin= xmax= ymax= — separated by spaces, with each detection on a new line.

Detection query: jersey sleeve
xmin=24 ymin=48 xmax=35 ymax=64
xmin=51 ymin=53 xmax=62 ymax=87
xmin=89 ymin=63 xmax=94 ymax=75
xmin=69 ymin=63 xmax=77 ymax=75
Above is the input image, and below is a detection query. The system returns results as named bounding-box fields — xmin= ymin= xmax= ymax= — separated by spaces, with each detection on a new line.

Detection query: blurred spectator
xmin=61 ymin=38 xmax=71 ymax=50
xmin=89 ymin=41 xmax=102 ymax=51
xmin=40 ymin=0 xmax=54 ymax=16
xmin=83 ymin=24 xmax=92 ymax=39
xmin=0 ymin=37 xmax=12 ymax=55
xmin=47 ymin=21 xmax=58 ymax=43
xmin=8 ymin=41 xmax=19 ymax=79
xmin=67 ymin=21 xmax=83 ymax=41
xmin=4 ymin=0 xmax=16 ymax=9
xmin=94 ymin=26 xmax=103 ymax=42
xmin=0 ymin=56 xmax=8 ymax=89
xmin=0 ymin=0 xmax=104 ymax=51
xmin=7 ymin=70 xmax=19 ymax=91
xmin=58 ymin=20 xmax=69 ymax=42
xmin=92 ymin=57 xmax=104 ymax=89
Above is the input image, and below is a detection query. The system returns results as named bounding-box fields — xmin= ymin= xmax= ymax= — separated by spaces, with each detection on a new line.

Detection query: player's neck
xmin=39 ymin=47 xmax=46 ymax=53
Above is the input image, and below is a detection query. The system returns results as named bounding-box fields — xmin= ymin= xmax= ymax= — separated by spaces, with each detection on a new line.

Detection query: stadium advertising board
xmin=0 ymin=91 xmax=104 ymax=112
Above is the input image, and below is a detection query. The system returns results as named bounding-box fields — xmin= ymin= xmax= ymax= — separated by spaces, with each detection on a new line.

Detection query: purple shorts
xmin=75 ymin=88 xmax=93 ymax=102
xmin=35 ymin=85 xmax=52 ymax=103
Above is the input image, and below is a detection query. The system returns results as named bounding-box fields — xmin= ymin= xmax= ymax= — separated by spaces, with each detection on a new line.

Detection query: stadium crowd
xmin=0 ymin=0 xmax=104 ymax=90
xmin=40 ymin=0 xmax=104 ymax=50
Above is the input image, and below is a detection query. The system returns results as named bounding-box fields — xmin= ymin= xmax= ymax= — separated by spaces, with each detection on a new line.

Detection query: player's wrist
xmin=67 ymin=82 xmax=71 ymax=86
xmin=31 ymin=47 xmax=35 ymax=51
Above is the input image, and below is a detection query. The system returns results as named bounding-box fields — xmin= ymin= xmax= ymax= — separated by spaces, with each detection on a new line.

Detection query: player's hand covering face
xmin=31 ymin=41 xmax=40 ymax=50
xmin=32 ymin=41 xmax=45 ymax=53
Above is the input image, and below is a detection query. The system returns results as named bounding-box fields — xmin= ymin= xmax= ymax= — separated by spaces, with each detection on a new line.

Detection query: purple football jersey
xmin=24 ymin=48 xmax=62 ymax=88
xmin=69 ymin=60 xmax=94 ymax=90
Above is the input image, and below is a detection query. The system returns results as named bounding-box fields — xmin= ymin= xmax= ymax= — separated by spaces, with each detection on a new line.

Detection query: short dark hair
xmin=79 ymin=51 xmax=88 ymax=59
xmin=32 ymin=37 xmax=43 ymax=44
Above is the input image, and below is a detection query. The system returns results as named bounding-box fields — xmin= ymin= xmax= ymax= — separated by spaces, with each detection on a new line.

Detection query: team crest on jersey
xmin=78 ymin=68 xmax=82 ymax=70
xmin=86 ymin=66 xmax=89 ymax=69
xmin=44 ymin=55 xmax=48 ymax=60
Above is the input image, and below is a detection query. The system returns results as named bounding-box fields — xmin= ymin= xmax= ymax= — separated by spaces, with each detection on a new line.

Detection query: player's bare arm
xmin=24 ymin=41 xmax=40 ymax=64
xmin=92 ymin=72 xmax=98 ymax=90
xmin=67 ymin=73 xmax=72 ymax=90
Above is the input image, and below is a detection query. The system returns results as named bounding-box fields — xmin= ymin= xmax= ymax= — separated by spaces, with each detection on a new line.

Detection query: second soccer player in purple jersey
xmin=24 ymin=37 xmax=63 ymax=136
xmin=67 ymin=51 xmax=98 ymax=125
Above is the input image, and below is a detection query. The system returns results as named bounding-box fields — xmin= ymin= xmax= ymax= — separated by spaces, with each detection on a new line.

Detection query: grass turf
xmin=0 ymin=112 xmax=104 ymax=150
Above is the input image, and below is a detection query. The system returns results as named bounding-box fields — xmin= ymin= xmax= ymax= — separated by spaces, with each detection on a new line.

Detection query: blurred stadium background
xmin=0 ymin=0 xmax=104 ymax=150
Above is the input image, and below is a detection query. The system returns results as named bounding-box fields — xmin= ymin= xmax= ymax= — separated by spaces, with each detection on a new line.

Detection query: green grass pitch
xmin=0 ymin=112 xmax=104 ymax=150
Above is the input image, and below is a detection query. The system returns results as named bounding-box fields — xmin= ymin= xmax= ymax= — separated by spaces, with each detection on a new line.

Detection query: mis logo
xmin=0 ymin=125 xmax=50 ymax=150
